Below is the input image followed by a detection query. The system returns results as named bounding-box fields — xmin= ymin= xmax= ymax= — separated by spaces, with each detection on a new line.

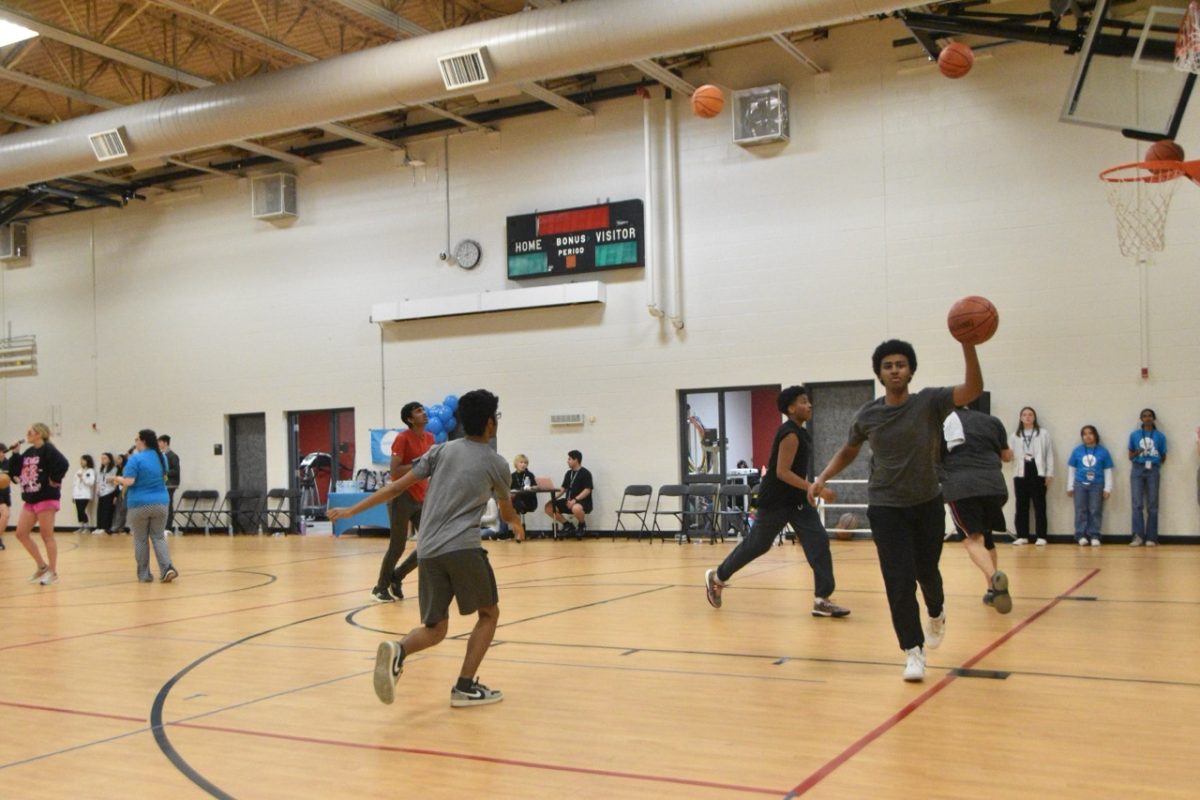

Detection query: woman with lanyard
xmin=7 ymin=423 xmax=70 ymax=584
xmin=1127 ymin=408 xmax=1167 ymax=546
xmin=1066 ymin=425 xmax=1114 ymax=547
xmin=109 ymin=429 xmax=179 ymax=582
xmin=1010 ymin=406 xmax=1054 ymax=546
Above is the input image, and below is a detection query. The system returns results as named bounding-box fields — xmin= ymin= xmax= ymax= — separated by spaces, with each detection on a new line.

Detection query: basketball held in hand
xmin=947 ymin=296 xmax=999 ymax=345
xmin=937 ymin=42 xmax=974 ymax=79
xmin=0 ymin=474 xmax=10 ymax=490
xmin=690 ymin=84 xmax=724 ymax=118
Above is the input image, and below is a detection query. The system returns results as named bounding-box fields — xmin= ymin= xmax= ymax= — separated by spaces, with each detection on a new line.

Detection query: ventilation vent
xmin=549 ymin=412 xmax=585 ymax=427
xmin=0 ymin=222 xmax=28 ymax=261
xmin=251 ymin=173 xmax=298 ymax=221
xmin=88 ymin=128 xmax=129 ymax=161
xmin=438 ymin=47 xmax=492 ymax=90
xmin=732 ymin=84 xmax=790 ymax=146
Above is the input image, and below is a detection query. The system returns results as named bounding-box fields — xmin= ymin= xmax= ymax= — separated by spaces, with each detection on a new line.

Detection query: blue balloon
xmin=427 ymin=404 xmax=446 ymax=421
xmin=443 ymin=394 xmax=459 ymax=411
xmin=426 ymin=416 xmax=444 ymax=435
xmin=435 ymin=430 xmax=448 ymax=444
xmin=439 ymin=406 xmax=455 ymax=425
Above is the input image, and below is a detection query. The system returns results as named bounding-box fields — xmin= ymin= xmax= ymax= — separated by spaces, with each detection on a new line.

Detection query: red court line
xmin=170 ymin=720 xmax=786 ymax=796
xmin=0 ymin=699 xmax=144 ymax=724
xmin=785 ymin=567 xmax=1102 ymax=798
xmin=0 ymin=588 xmax=365 ymax=653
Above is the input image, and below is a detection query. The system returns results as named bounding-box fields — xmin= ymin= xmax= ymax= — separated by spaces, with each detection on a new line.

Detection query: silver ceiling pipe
xmin=0 ymin=0 xmax=913 ymax=190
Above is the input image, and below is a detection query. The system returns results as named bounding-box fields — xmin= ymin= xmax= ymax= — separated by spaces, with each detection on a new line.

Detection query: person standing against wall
xmin=1010 ymin=407 xmax=1053 ymax=546
xmin=95 ymin=452 xmax=119 ymax=535
xmin=372 ymin=401 xmax=434 ymax=602
xmin=1128 ymin=409 xmax=1167 ymax=547
xmin=72 ymin=454 xmax=96 ymax=534
xmin=810 ymin=338 xmax=983 ymax=682
xmin=8 ymin=423 xmax=70 ymax=585
xmin=158 ymin=435 xmax=180 ymax=534
xmin=1066 ymin=426 xmax=1114 ymax=547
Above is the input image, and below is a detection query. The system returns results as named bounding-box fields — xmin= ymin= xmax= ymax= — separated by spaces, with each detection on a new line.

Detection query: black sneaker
xmin=450 ymin=678 xmax=503 ymax=708
xmin=388 ymin=582 xmax=404 ymax=600
xmin=373 ymin=641 xmax=404 ymax=704
xmin=161 ymin=566 xmax=179 ymax=583
xmin=369 ymin=587 xmax=394 ymax=603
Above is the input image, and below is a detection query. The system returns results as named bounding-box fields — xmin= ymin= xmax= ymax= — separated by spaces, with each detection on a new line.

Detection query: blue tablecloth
xmin=327 ymin=491 xmax=390 ymax=537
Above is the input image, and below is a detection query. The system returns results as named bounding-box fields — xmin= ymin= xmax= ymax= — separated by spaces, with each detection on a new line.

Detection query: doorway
xmin=677 ymin=385 xmax=781 ymax=483
xmin=228 ymin=413 xmax=267 ymax=533
xmin=287 ymin=408 xmax=355 ymax=518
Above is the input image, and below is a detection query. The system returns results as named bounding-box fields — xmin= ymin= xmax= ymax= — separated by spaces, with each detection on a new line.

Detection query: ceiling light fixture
xmin=0 ymin=20 xmax=38 ymax=48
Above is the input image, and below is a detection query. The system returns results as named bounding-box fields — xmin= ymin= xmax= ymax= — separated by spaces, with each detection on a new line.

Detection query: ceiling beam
xmin=629 ymin=59 xmax=696 ymax=96
xmin=769 ymin=33 xmax=825 ymax=74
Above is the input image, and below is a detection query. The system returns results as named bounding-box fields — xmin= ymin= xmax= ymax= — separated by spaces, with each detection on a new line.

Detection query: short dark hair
xmin=157 ymin=434 xmax=171 ymax=445
xmin=777 ymin=385 xmax=808 ymax=414
xmin=568 ymin=449 xmax=583 ymax=462
xmin=400 ymin=401 xmax=423 ymax=426
xmin=457 ymin=390 xmax=498 ymax=436
xmin=1080 ymin=424 xmax=1101 ymax=443
xmin=872 ymin=339 xmax=917 ymax=376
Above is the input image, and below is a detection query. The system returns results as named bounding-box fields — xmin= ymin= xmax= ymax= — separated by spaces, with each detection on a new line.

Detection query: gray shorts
xmin=418 ymin=547 xmax=498 ymax=626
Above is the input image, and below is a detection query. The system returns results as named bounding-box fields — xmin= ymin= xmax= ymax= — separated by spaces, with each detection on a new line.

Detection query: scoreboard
xmin=507 ymin=199 xmax=644 ymax=280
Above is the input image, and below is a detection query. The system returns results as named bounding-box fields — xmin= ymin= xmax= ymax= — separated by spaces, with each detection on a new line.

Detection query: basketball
xmin=690 ymin=84 xmax=724 ymax=118
xmin=947 ymin=295 xmax=999 ymax=345
xmin=937 ymin=42 xmax=974 ymax=79
xmin=0 ymin=474 xmax=9 ymax=490
xmin=1145 ymin=139 xmax=1185 ymax=163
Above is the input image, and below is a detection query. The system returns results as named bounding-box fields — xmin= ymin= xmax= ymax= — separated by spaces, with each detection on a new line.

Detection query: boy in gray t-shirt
xmin=811 ymin=338 xmax=983 ymax=682
xmin=328 ymin=389 xmax=525 ymax=708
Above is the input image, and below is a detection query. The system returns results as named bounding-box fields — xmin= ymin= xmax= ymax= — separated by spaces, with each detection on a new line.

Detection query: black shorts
xmin=947 ymin=495 xmax=1007 ymax=537
xmin=417 ymin=547 xmax=498 ymax=626
xmin=553 ymin=496 xmax=592 ymax=514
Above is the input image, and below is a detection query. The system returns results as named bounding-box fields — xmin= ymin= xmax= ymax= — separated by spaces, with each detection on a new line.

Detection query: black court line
xmin=0 ymin=570 xmax=277 ymax=608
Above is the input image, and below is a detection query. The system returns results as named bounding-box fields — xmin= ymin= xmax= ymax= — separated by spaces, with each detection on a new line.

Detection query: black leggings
xmin=376 ymin=493 xmax=422 ymax=592
xmin=74 ymin=498 xmax=90 ymax=525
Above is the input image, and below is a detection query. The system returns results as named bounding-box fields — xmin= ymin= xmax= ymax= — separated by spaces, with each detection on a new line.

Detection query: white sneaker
xmin=90 ymin=529 xmax=104 ymax=535
xmin=1035 ymin=538 xmax=1048 ymax=546
xmin=1078 ymin=539 xmax=1089 ymax=547
xmin=1011 ymin=538 xmax=1028 ymax=546
xmin=903 ymin=646 xmax=926 ymax=682
xmin=1090 ymin=538 xmax=1101 ymax=547
xmin=1130 ymin=536 xmax=1144 ymax=547
xmin=1146 ymin=540 xmax=1158 ymax=547
xmin=925 ymin=612 xmax=946 ymax=649
xmin=39 ymin=570 xmax=59 ymax=585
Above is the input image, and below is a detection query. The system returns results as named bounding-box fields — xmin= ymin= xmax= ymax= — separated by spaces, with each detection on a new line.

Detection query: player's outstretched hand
xmin=327 ymin=507 xmax=349 ymax=521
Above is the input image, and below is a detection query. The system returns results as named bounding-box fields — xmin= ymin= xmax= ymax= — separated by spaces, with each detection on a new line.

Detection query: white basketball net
xmin=1177 ymin=0 xmax=1200 ymax=73
xmin=1102 ymin=167 xmax=1183 ymax=258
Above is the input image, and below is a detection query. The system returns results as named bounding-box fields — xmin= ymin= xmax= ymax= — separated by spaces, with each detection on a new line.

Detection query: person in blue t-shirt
xmin=1067 ymin=425 xmax=1114 ymax=547
xmin=109 ymin=429 xmax=179 ymax=582
xmin=1127 ymin=409 xmax=1167 ymax=546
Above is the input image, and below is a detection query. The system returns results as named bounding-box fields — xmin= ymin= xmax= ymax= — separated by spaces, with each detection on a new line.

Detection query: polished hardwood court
xmin=1 ymin=532 xmax=1198 ymax=798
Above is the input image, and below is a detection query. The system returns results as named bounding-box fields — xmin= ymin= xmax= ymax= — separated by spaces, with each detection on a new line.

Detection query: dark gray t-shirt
xmin=940 ymin=409 xmax=1009 ymax=502
xmin=848 ymin=386 xmax=956 ymax=506
xmin=411 ymin=439 xmax=510 ymax=559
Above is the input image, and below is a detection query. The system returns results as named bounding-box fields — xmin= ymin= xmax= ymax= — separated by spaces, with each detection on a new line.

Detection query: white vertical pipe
xmin=665 ymin=91 xmax=684 ymax=331
xmin=643 ymin=88 xmax=663 ymax=318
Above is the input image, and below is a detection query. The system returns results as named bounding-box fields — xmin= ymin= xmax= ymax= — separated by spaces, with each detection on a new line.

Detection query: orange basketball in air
xmin=938 ymin=42 xmax=975 ymax=79
xmin=691 ymin=84 xmax=724 ymax=118
xmin=947 ymin=295 xmax=999 ymax=345
xmin=1145 ymin=139 xmax=1185 ymax=163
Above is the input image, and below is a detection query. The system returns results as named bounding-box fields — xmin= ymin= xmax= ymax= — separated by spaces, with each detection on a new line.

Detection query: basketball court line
xmin=783 ymin=567 xmax=1102 ymax=798
xmin=0 ymin=570 xmax=278 ymax=607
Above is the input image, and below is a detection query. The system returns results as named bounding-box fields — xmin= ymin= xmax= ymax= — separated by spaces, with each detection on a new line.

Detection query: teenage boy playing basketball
xmin=810 ymin=338 xmax=982 ymax=681
xmin=328 ymin=389 xmax=524 ymax=707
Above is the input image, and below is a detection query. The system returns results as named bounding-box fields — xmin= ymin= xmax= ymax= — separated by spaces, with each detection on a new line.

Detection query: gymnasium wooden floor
xmin=1 ymin=531 xmax=1198 ymax=799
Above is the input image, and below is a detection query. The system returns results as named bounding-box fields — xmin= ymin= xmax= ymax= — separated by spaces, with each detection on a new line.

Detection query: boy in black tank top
xmin=704 ymin=386 xmax=850 ymax=618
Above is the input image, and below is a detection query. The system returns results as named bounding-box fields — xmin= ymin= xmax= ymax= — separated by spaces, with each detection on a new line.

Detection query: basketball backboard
xmin=1062 ymin=0 xmax=1197 ymax=140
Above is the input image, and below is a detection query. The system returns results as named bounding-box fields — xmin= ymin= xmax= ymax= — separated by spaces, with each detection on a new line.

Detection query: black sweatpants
xmin=867 ymin=497 xmax=946 ymax=651
xmin=716 ymin=501 xmax=835 ymax=599
xmin=376 ymin=492 xmax=422 ymax=592
xmin=1012 ymin=461 xmax=1048 ymax=542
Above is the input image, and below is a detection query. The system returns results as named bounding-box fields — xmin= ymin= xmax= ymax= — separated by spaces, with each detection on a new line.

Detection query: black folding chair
xmin=177 ymin=489 xmax=220 ymax=534
xmin=213 ymin=489 xmax=264 ymax=535
xmin=684 ymin=483 xmax=720 ymax=544
xmin=613 ymin=484 xmax=653 ymax=541
xmin=651 ymin=484 xmax=687 ymax=543
xmin=263 ymin=488 xmax=299 ymax=535
xmin=715 ymin=483 xmax=751 ymax=540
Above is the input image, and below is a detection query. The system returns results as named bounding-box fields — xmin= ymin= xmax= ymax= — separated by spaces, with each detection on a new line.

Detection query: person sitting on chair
xmin=501 ymin=454 xmax=537 ymax=539
xmin=545 ymin=450 xmax=593 ymax=537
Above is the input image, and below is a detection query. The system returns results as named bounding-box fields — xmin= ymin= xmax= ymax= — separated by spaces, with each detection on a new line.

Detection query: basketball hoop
xmin=1177 ymin=0 xmax=1200 ymax=74
xmin=1099 ymin=160 xmax=1187 ymax=257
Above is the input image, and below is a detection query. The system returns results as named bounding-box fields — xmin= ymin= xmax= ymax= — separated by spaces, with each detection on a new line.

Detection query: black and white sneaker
xmin=373 ymin=641 xmax=404 ymax=704
xmin=161 ymin=566 xmax=179 ymax=583
xmin=388 ymin=582 xmax=404 ymax=601
xmin=450 ymin=678 xmax=503 ymax=708
xmin=369 ymin=587 xmax=394 ymax=603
